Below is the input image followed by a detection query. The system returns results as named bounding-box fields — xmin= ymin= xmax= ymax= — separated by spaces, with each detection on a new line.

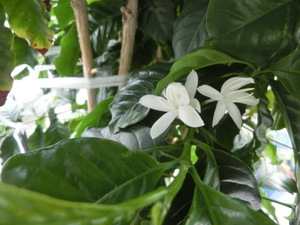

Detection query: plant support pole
xmin=118 ymin=0 xmax=138 ymax=87
xmin=71 ymin=0 xmax=97 ymax=111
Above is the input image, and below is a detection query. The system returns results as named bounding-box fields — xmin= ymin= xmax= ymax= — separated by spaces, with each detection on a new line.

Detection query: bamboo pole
xmin=118 ymin=0 xmax=138 ymax=87
xmin=71 ymin=0 xmax=97 ymax=111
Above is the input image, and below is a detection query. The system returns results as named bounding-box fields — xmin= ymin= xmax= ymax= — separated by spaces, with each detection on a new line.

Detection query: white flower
xmin=139 ymin=70 xmax=204 ymax=139
xmin=197 ymin=77 xmax=259 ymax=128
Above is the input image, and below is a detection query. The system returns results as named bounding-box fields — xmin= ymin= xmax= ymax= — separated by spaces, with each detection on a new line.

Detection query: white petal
xmin=221 ymin=77 xmax=254 ymax=93
xmin=212 ymin=100 xmax=226 ymax=127
xmin=165 ymin=83 xmax=190 ymax=107
xmin=178 ymin=105 xmax=204 ymax=127
xmin=227 ymin=92 xmax=259 ymax=105
xmin=197 ymin=85 xmax=222 ymax=100
xmin=185 ymin=70 xmax=198 ymax=100
xmin=139 ymin=95 xmax=173 ymax=112
xmin=150 ymin=111 xmax=178 ymax=139
xmin=190 ymin=98 xmax=201 ymax=112
xmin=226 ymin=102 xmax=242 ymax=128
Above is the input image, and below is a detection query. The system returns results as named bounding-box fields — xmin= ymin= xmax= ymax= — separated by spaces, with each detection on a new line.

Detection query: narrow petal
xmin=185 ymin=70 xmax=198 ymax=100
xmin=165 ymin=83 xmax=190 ymax=107
xmin=197 ymin=85 xmax=222 ymax=100
xmin=178 ymin=105 xmax=204 ymax=127
xmin=221 ymin=77 xmax=254 ymax=93
xmin=227 ymin=92 xmax=259 ymax=105
xmin=226 ymin=102 xmax=242 ymax=128
xmin=150 ymin=111 xmax=178 ymax=139
xmin=190 ymin=98 xmax=201 ymax=112
xmin=212 ymin=100 xmax=226 ymax=127
xmin=139 ymin=95 xmax=173 ymax=112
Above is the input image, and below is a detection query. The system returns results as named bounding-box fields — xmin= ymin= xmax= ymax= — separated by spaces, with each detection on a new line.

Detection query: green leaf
xmin=271 ymin=80 xmax=300 ymax=163
xmin=206 ymin=0 xmax=299 ymax=66
xmin=54 ymin=23 xmax=80 ymax=77
xmin=1 ymin=138 xmax=164 ymax=204
xmin=185 ymin=182 xmax=275 ymax=225
xmin=155 ymin=49 xmax=252 ymax=94
xmin=139 ymin=0 xmax=176 ymax=44
xmin=74 ymin=97 xmax=113 ymax=138
xmin=0 ymin=4 xmax=14 ymax=93
xmin=0 ymin=0 xmax=54 ymax=53
xmin=264 ymin=144 xmax=277 ymax=165
xmin=271 ymin=50 xmax=300 ymax=101
xmin=260 ymin=189 xmax=279 ymax=223
xmin=172 ymin=0 xmax=209 ymax=59
xmin=83 ymin=124 xmax=161 ymax=151
xmin=109 ymin=62 xmax=171 ymax=132
xmin=53 ymin=0 xmax=74 ymax=29
xmin=12 ymin=36 xmax=38 ymax=67
xmin=28 ymin=125 xmax=45 ymax=151
xmin=44 ymin=119 xmax=71 ymax=146
xmin=0 ymin=134 xmax=20 ymax=165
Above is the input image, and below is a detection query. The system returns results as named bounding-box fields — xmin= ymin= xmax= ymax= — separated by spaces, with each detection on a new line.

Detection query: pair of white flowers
xmin=139 ymin=70 xmax=259 ymax=139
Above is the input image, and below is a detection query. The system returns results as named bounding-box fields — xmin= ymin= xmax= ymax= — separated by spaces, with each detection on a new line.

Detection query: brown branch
xmin=118 ymin=0 xmax=138 ymax=87
xmin=71 ymin=0 xmax=97 ymax=111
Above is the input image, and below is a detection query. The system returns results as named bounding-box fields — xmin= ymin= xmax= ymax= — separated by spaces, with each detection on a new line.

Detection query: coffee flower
xmin=197 ymin=77 xmax=259 ymax=128
xmin=139 ymin=70 xmax=204 ymax=139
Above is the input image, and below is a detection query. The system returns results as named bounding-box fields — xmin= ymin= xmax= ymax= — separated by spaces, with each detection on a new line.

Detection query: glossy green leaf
xmin=185 ymin=182 xmax=275 ymax=225
xmin=271 ymin=81 xmax=300 ymax=162
xmin=0 ymin=0 xmax=54 ymax=53
xmin=109 ymin=62 xmax=171 ymax=132
xmin=54 ymin=23 xmax=80 ymax=77
xmin=74 ymin=97 xmax=113 ymax=138
xmin=1 ymin=138 xmax=163 ymax=204
xmin=206 ymin=0 xmax=299 ymax=66
xmin=0 ymin=4 xmax=14 ymax=93
xmin=44 ymin=119 xmax=71 ymax=146
xmin=28 ymin=125 xmax=45 ymax=151
xmin=139 ymin=0 xmax=176 ymax=44
xmin=0 ymin=134 xmax=20 ymax=165
xmin=155 ymin=49 xmax=252 ymax=94
xmin=53 ymin=0 xmax=74 ymax=29
xmin=172 ymin=0 xmax=209 ymax=59
xmin=271 ymin=50 xmax=300 ymax=101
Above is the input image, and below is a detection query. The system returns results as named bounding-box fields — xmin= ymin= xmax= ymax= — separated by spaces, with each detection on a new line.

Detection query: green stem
xmin=261 ymin=196 xmax=295 ymax=210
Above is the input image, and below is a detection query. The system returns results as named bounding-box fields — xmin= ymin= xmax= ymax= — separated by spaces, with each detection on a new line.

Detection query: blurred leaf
xmin=185 ymin=179 xmax=275 ymax=225
xmin=0 ymin=4 xmax=14 ymax=100
xmin=12 ymin=36 xmax=38 ymax=67
xmin=109 ymin=62 xmax=171 ymax=132
xmin=0 ymin=0 xmax=54 ymax=53
xmin=1 ymin=138 xmax=163 ymax=204
xmin=139 ymin=0 xmax=176 ymax=44
xmin=271 ymin=81 xmax=300 ymax=162
xmin=260 ymin=189 xmax=279 ymax=223
xmin=257 ymin=157 xmax=297 ymax=193
xmin=54 ymin=23 xmax=80 ymax=77
xmin=206 ymin=0 xmax=299 ymax=66
xmin=28 ymin=125 xmax=45 ymax=151
xmin=74 ymin=97 xmax=113 ymax=138
xmin=45 ymin=119 xmax=71 ymax=146
xmin=156 ymin=49 xmax=252 ymax=94
xmin=88 ymin=0 xmax=124 ymax=23
xmin=272 ymin=50 xmax=300 ymax=101
xmin=290 ymin=202 xmax=300 ymax=225
xmin=0 ymin=134 xmax=20 ymax=165
xmin=53 ymin=0 xmax=74 ymax=29
xmin=82 ymin=124 xmax=162 ymax=151
xmin=172 ymin=0 xmax=209 ymax=59
xmin=264 ymin=144 xmax=277 ymax=165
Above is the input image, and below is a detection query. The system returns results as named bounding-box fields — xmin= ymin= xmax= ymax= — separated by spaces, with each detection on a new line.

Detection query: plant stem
xmin=71 ymin=0 xmax=97 ymax=111
xmin=118 ymin=0 xmax=138 ymax=88
xmin=261 ymin=196 xmax=295 ymax=209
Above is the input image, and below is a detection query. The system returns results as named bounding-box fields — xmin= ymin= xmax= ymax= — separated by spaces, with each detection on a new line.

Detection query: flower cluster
xmin=139 ymin=70 xmax=259 ymax=139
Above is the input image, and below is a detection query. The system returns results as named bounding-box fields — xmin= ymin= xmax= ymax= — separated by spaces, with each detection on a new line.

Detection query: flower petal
xmin=178 ymin=105 xmax=204 ymax=127
xmin=139 ymin=95 xmax=173 ymax=112
xmin=226 ymin=102 xmax=242 ymax=128
xmin=212 ymin=100 xmax=226 ymax=127
xmin=185 ymin=70 xmax=198 ymax=100
xmin=197 ymin=85 xmax=222 ymax=100
xmin=221 ymin=77 xmax=254 ymax=93
xmin=190 ymin=98 xmax=201 ymax=112
xmin=227 ymin=92 xmax=259 ymax=105
xmin=150 ymin=111 xmax=178 ymax=139
xmin=165 ymin=83 xmax=190 ymax=107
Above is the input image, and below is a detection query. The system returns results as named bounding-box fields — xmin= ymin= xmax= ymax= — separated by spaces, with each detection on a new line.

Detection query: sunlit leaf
xmin=53 ymin=0 xmax=74 ymax=29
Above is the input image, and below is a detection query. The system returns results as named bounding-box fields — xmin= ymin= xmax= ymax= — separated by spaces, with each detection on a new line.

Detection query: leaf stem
xmin=261 ymin=196 xmax=295 ymax=210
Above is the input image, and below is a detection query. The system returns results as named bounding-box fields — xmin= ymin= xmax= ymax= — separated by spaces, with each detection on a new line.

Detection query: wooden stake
xmin=118 ymin=0 xmax=138 ymax=87
xmin=71 ymin=0 xmax=97 ymax=111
